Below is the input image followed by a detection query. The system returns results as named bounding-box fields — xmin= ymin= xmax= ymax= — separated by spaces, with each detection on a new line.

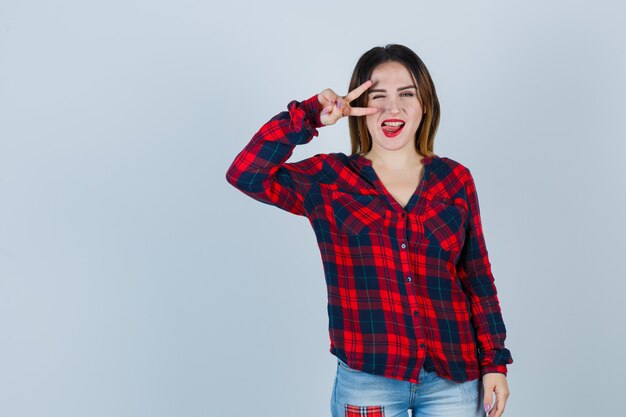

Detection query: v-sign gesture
xmin=318 ymin=80 xmax=379 ymax=126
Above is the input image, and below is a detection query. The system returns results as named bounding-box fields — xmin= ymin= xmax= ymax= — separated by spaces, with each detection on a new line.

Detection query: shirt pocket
xmin=331 ymin=190 xmax=387 ymax=235
xmin=422 ymin=194 xmax=468 ymax=255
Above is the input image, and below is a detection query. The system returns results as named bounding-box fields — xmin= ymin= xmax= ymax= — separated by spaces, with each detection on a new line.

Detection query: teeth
xmin=383 ymin=121 xmax=404 ymax=126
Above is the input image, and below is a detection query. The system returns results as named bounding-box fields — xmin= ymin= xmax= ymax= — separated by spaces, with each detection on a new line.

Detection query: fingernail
xmin=484 ymin=403 xmax=492 ymax=414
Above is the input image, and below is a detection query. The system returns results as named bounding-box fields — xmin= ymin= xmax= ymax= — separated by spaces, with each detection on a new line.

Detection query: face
xmin=365 ymin=61 xmax=424 ymax=156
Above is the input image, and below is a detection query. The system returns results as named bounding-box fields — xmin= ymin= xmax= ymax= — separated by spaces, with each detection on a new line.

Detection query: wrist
xmin=302 ymin=93 xmax=324 ymax=128
xmin=480 ymin=364 xmax=508 ymax=377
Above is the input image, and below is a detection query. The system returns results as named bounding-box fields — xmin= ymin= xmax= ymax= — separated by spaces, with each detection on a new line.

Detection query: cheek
xmin=408 ymin=105 xmax=423 ymax=120
xmin=365 ymin=116 xmax=376 ymax=130
xmin=406 ymin=99 xmax=422 ymax=111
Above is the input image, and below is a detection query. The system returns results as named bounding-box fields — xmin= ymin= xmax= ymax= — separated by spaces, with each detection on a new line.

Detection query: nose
xmin=384 ymin=96 xmax=401 ymax=114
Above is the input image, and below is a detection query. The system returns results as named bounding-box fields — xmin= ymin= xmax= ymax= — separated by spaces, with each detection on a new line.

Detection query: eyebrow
xmin=368 ymin=85 xmax=417 ymax=94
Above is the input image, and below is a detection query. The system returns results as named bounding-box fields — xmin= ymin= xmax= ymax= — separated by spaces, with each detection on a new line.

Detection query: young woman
xmin=226 ymin=44 xmax=513 ymax=417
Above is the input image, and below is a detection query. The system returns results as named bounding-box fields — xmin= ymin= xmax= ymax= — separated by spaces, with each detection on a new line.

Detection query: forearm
xmin=456 ymin=169 xmax=513 ymax=376
xmin=225 ymin=94 xmax=325 ymax=215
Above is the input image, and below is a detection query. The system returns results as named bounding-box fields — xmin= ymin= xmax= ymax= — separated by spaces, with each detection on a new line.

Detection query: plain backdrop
xmin=1 ymin=1 xmax=625 ymax=416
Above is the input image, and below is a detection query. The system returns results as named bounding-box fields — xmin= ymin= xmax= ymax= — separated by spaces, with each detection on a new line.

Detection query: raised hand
xmin=317 ymin=80 xmax=379 ymax=126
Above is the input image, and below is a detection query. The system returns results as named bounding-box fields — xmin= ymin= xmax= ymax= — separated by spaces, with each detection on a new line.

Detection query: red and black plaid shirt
xmin=225 ymin=94 xmax=513 ymax=383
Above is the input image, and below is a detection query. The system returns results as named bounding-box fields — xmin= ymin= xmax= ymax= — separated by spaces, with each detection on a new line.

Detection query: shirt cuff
xmin=480 ymin=364 xmax=508 ymax=377
xmin=301 ymin=93 xmax=324 ymax=129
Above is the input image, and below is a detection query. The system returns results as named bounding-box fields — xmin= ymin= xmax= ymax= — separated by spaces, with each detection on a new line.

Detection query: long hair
xmin=348 ymin=44 xmax=441 ymax=156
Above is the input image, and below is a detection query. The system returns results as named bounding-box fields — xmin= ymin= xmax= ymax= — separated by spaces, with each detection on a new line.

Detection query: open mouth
xmin=381 ymin=120 xmax=405 ymax=137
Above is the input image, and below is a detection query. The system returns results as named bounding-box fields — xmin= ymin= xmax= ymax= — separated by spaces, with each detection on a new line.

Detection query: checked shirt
xmin=225 ymin=93 xmax=513 ymax=383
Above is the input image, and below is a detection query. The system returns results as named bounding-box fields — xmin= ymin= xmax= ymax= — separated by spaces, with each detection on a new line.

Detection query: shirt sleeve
xmin=456 ymin=168 xmax=514 ymax=377
xmin=225 ymin=94 xmax=326 ymax=217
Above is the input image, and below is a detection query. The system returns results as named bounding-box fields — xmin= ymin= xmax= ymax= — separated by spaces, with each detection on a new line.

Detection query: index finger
xmin=344 ymin=79 xmax=373 ymax=103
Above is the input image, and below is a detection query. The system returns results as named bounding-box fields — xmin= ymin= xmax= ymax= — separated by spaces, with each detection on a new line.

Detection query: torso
xmin=371 ymin=162 xmax=424 ymax=209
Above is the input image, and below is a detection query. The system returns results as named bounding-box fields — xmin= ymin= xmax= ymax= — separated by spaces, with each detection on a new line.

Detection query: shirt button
xmin=413 ymin=310 xmax=419 ymax=316
xmin=400 ymin=212 xmax=406 ymax=218
xmin=401 ymin=243 xmax=407 ymax=249
xmin=419 ymin=343 xmax=426 ymax=348
xmin=407 ymin=276 xmax=412 ymax=282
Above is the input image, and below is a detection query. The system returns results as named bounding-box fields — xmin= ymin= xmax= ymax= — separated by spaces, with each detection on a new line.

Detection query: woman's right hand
xmin=317 ymin=80 xmax=380 ymax=126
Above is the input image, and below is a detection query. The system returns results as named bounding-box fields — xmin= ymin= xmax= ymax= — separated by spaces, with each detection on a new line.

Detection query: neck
xmin=363 ymin=148 xmax=423 ymax=171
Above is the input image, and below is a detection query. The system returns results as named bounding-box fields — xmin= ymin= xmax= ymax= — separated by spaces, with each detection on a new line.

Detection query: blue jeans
xmin=331 ymin=358 xmax=485 ymax=417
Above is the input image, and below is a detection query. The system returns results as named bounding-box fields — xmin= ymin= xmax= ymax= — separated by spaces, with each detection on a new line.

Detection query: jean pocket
xmin=457 ymin=378 xmax=480 ymax=405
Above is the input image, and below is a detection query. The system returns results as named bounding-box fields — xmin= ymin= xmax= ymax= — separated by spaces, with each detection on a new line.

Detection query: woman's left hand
xmin=482 ymin=373 xmax=510 ymax=417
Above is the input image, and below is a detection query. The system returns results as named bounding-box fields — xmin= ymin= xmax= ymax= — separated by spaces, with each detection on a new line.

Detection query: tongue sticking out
xmin=382 ymin=125 xmax=403 ymax=133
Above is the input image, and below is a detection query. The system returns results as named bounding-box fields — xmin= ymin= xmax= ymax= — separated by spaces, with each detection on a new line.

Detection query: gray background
xmin=1 ymin=0 xmax=624 ymax=416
